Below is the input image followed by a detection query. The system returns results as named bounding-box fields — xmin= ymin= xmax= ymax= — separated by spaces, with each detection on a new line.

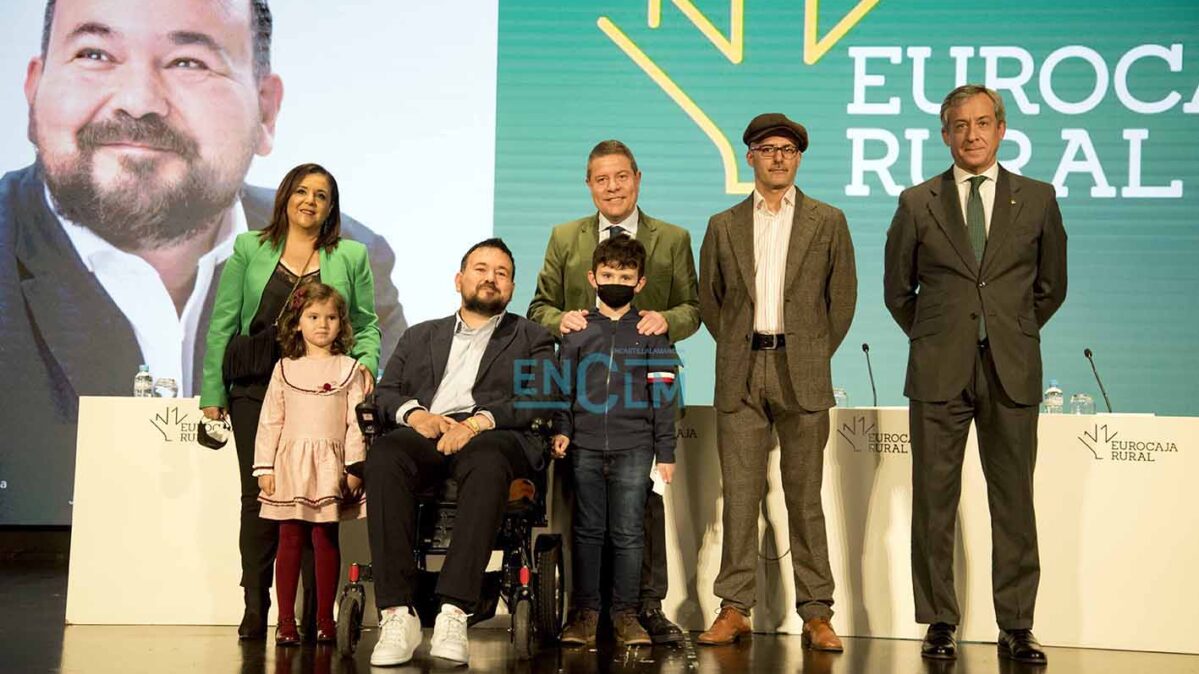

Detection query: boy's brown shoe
xmin=559 ymin=608 xmax=599 ymax=647
xmin=612 ymin=610 xmax=652 ymax=646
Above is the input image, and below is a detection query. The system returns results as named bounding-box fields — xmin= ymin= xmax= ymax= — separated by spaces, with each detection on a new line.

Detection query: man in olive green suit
xmin=527 ymin=140 xmax=699 ymax=643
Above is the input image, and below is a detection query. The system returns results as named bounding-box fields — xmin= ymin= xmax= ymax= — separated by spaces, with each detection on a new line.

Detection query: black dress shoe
xmin=998 ymin=628 xmax=1048 ymax=665
xmin=237 ymin=589 xmax=269 ymax=640
xmin=921 ymin=623 xmax=957 ymax=660
xmin=299 ymin=589 xmax=318 ymax=643
xmin=237 ymin=609 xmax=267 ymax=640
xmin=639 ymin=608 xmax=685 ymax=645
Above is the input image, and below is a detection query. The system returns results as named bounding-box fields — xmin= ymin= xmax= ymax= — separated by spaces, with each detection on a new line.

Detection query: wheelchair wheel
xmin=533 ymin=534 xmax=564 ymax=645
xmin=336 ymin=586 xmax=365 ymax=657
xmin=512 ymin=597 xmax=533 ymax=660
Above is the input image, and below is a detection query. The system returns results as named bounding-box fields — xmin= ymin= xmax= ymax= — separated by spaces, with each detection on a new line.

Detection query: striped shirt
xmin=753 ymin=186 xmax=796 ymax=333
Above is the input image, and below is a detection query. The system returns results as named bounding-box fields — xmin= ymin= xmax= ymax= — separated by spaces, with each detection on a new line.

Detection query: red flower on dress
xmin=322 ymin=382 xmax=332 ymax=392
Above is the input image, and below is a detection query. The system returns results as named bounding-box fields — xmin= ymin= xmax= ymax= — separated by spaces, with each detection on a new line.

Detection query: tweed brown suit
xmin=699 ymin=191 xmax=856 ymax=620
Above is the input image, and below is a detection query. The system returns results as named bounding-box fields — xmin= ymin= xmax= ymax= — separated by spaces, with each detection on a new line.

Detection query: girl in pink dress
xmin=253 ymin=283 xmax=367 ymax=645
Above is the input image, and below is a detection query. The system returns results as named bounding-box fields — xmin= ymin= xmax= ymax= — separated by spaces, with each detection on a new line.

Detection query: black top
xmin=250 ymin=262 xmax=319 ymax=334
xmin=230 ymin=262 xmax=319 ymax=400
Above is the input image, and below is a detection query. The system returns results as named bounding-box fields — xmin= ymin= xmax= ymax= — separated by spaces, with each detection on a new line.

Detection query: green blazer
xmin=527 ymin=210 xmax=700 ymax=344
xmin=199 ymin=232 xmax=381 ymax=409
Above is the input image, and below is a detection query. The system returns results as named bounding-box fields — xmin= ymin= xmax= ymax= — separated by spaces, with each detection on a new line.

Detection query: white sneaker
xmin=429 ymin=604 xmax=470 ymax=665
xmin=370 ymin=606 xmax=422 ymax=667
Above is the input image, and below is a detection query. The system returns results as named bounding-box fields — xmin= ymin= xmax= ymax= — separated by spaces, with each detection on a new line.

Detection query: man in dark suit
xmin=884 ymin=84 xmax=1068 ymax=665
xmin=697 ymin=113 xmax=857 ymax=650
xmin=0 ymin=0 xmax=406 ymax=526
xmin=367 ymin=238 xmax=555 ymax=667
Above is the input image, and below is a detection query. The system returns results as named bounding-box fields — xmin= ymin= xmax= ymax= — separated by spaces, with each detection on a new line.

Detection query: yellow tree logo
xmin=598 ymin=0 xmax=881 ymax=193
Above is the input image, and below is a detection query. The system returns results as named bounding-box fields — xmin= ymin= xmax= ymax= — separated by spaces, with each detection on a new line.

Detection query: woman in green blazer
xmin=199 ymin=163 xmax=381 ymax=640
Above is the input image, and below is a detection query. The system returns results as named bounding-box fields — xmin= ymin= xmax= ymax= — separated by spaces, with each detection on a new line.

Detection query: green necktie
xmin=967 ymin=175 xmax=987 ymax=340
xmin=967 ymin=176 xmax=987 ymax=262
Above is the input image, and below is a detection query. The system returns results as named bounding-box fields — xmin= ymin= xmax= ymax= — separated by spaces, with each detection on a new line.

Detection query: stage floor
xmin=5 ymin=561 xmax=1198 ymax=674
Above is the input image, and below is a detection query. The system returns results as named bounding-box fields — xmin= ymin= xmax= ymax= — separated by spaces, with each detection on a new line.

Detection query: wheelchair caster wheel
xmin=336 ymin=585 xmax=365 ymax=657
xmin=512 ymin=597 xmax=533 ymax=660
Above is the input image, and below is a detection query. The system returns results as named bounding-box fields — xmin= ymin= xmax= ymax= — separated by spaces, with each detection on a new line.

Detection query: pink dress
xmin=253 ymin=354 xmax=367 ymax=523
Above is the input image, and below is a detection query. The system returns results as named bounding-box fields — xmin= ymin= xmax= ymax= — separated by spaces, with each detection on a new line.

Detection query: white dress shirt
xmin=599 ymin=208 xmax=640 ymax=240
xmin=952 ymin=162 xmax=1001 ymax=234
xmin=752 ymin=186 xmax=796 ymax=333
xmin=54 ymin=189 xmax=246 ymax=395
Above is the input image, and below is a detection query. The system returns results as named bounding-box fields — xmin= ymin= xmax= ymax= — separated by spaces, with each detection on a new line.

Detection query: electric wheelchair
xmin=335 ymin=398 xmax=563 ymax=660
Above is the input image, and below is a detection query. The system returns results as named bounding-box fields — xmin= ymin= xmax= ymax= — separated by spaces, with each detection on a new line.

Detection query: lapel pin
xmin=1010 ymin=199 xmax=1017 ymax=205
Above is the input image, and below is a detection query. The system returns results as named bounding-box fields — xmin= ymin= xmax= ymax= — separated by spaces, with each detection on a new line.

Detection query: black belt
xmin=751 ymin=333 xmax=785 ymax=350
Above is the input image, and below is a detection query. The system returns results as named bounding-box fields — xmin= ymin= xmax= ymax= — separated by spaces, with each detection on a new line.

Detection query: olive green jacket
xmin=527 ymin=211 xmax=700 ymax=344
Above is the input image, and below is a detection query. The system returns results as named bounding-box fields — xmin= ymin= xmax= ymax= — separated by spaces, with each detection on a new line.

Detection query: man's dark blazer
xmin=699 ymin=190 xmax=858 ymax=413
xmin=884 ymin=166 xmax=1068 ymax=406
xmin=0 ymin=164 xmax=408 ymax=525
xmin=375 ymin=312 xmax=556 ymax=471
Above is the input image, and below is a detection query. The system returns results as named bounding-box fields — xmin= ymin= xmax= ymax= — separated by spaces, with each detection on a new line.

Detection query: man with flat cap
xmin=697 ymin=113 xmax=857 ymax=649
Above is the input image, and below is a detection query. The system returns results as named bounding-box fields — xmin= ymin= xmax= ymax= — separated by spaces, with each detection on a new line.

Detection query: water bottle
xmin=1042 ymin=379 xmax=1064 ymax=414
xmin=133 ymin=365 xmax=154 ymax=398
xmin=833 ymin=387 xmax=849 ymax=408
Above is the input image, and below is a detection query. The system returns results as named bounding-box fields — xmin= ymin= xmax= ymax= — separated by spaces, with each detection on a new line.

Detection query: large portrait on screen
xmin=0 ymin=0 xmax=407 ymax=524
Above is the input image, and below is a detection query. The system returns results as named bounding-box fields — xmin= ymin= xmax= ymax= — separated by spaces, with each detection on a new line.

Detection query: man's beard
xmin=463 ymin=283 xmax=509 ymax=316
xmin=36 ymin=113 xmax=248 ymax=250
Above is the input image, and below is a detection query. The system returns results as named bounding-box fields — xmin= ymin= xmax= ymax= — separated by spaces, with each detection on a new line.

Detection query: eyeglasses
xmin=751 ymin=144 xmax=800 ymax=158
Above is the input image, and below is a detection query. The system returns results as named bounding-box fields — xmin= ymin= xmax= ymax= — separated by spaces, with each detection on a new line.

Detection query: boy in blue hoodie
xmin=553 ymin=235 xmax=681 ymax=647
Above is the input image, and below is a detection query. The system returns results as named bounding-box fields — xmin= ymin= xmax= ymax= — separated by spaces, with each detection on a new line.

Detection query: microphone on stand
xmin=862 ymin=343 xmax=878 ymax=407
xmin=1083 ymin=348 xmax=1113 ymax=413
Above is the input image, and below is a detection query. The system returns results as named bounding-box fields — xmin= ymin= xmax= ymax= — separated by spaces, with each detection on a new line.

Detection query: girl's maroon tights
xmin=275 ymin=521 xmax=340 ymax=628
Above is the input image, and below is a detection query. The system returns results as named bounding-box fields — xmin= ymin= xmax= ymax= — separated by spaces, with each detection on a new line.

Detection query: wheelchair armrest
xmin=355 ymin=394 xmax=396 ymax=443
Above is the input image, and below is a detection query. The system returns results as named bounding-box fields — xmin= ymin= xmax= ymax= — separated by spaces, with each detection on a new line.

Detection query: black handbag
xmin=221 ymin=250 xmax=315 ymax=384
xmin=221 ymin=324 xmax=280 ymax=384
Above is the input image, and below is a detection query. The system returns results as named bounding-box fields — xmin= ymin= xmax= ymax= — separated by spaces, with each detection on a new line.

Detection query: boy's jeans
xmin=570 ymin=446 xmax=654 ymax=612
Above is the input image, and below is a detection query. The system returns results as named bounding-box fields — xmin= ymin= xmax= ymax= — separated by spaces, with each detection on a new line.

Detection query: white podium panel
xmin=68 ymin=396 xmax=460 ymax=627
xmin=66 ymin=397 xmax=375 ymax=626
xmin=67 ymin=397 xmax=1199 ymax=653
xmin=660 ymin=408 xmax=1199 ymax=654
xmin=67 ymin=397 xmax=244 ymax=625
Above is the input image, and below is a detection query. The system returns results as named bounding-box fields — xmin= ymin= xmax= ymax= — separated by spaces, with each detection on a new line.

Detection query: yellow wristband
xmin=464 ymin=417 xmax=482 ymax=435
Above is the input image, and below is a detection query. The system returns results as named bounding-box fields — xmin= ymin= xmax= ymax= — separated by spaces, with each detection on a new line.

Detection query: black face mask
xmin=596 ymin=283 xmax=636 ymax=309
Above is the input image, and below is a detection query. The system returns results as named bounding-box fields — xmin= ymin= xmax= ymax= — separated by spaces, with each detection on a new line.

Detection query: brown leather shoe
xmin=613 ymin=611 xmax=652 ymax=646
xmin=697 ymin=606 xmax=752 ymax=645
xmin=559 ymin=608 xmax=599 ymax=647
xmin=802 ymin=617 xmax=843 ymax=652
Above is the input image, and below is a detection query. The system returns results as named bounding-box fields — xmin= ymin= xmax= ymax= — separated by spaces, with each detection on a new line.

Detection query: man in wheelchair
xmin=366 ymin=238 xmax=555 ymax=667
